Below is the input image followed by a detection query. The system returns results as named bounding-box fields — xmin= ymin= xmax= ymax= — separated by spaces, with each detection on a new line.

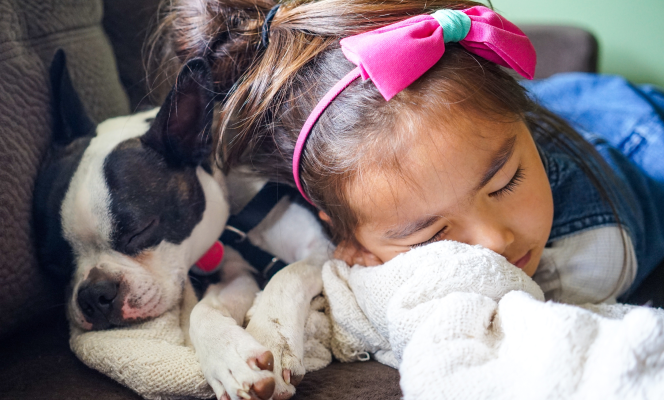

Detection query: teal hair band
xmin=432 ymin=9 xmax=471 ymax=43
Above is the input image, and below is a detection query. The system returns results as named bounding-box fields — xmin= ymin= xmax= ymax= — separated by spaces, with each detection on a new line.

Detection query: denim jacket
xmin=523 ymin=73 xmax=664 ymax=297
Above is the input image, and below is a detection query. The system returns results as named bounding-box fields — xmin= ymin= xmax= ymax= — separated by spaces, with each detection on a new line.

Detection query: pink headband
xmin=293 ymin=6 xmax=537 ymax=204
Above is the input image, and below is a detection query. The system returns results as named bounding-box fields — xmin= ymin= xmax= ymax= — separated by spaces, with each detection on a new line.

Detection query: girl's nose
xmin=468 ymin=219 xmax=515 ymax=256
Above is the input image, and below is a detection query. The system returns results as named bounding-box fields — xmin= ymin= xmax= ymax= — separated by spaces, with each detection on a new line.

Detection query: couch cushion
xmin=0 ymin=310 xmax=143 ymax=400
xmin=103 ymin=0 xmax=163 ymax=110
xmin=520 ymin=25 xmax=599 ymax=78
xmin=0 ymin=0 xmax=129 ymax=339
xmin=0 ymin=308 xmax=402 ymax=400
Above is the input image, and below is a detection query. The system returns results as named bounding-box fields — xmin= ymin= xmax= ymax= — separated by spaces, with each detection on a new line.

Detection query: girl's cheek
xmin=334 ymin=242 xmax=358 ymax=264
xmin=361 ymin=252 xmax=384 ymax=267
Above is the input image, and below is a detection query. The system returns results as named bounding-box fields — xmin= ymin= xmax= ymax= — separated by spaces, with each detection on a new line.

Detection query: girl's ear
xmin=318 ymin=211 xmax=332 ymax=224
xmin=334 ymin=240 xmax=382 ymax=267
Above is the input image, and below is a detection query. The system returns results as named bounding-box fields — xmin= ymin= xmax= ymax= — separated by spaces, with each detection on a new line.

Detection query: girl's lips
xmin=513 ymin=251 xmax=532 ymax=269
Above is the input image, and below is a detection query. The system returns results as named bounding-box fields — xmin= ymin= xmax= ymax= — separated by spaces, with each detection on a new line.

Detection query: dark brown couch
xmin=3 ymin=1 xmax=659 ymax=399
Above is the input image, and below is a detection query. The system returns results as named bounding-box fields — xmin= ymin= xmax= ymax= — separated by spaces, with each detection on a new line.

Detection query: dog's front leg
xmin=245 ymin=260 xmax=324 ymax=400
xmin=190 ymin=248 xmax=276 ymax=400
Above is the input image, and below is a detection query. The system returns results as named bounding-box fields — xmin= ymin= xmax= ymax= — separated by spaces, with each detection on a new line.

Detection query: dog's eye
xmin=122 ymin=218 xmax=159 ymax=255
xmin=127 ymin=219 xmax=156 ymax=244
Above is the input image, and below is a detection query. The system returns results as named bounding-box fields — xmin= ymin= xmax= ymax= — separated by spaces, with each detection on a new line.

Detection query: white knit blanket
xmin=71 ymin=241 xmax=664 ymax=399
xmin=323 ymin=241 xmax=664 ymax=400
xmin=70 ymin=289 xmax=332 ymax=400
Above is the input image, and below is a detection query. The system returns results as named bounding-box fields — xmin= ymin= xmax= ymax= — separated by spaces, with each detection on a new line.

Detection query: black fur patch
xmin=33 ymin=137 xmax=93 ymax=281
xmin=188 ymin=270 xmax=222 ymax=300
xmin=104 ymin=138 xmax=206 ymax=256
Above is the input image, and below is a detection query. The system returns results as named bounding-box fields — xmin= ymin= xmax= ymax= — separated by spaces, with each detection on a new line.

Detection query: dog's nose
xmin=77 ymin=279 xmax=119 ymax=327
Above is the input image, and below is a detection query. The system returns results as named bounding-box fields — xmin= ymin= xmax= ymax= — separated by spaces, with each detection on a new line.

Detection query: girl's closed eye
xmin=489 ymin=166 xmax=525 ymax=199
xmin=412 ymin=225 xmax=449 ymax=248
xmin=410 ymin=166 xmax=525 ymax=249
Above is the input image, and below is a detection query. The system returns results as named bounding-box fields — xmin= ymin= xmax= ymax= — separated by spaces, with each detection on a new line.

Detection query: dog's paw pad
xmin=255 ymin=351 xmax=274 ymax=372
xmin=251 ymin=376 xmax=276 ymax=400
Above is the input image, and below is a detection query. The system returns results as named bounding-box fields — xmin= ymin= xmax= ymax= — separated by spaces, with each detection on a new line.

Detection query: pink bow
xmin=293 ymin=6 xmax=537 ymax=204
xmin=340 ymin=6 xmax=536 ymax=101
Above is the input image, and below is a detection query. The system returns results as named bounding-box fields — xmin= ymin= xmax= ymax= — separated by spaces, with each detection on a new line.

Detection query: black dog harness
xmin=191 ymin=182 xmax=304 ymax=289
xmin=222 ymin=182 xmax=300 ymax=287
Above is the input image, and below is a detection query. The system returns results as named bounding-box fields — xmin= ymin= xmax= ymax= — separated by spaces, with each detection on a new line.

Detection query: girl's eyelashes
xmin=489 ymin=166 xmax=525 ymax=199
xmin=411 ymin=226 xmax=449 ymax=248
xmin=409 ymin=166 xmax=524 ymax=249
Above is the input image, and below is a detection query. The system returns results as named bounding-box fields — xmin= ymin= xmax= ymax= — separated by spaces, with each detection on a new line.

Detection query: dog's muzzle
xmin=76 ymin=267 xmax=122 ymax=329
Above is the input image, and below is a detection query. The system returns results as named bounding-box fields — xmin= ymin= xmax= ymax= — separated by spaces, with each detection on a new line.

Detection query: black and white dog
xmin=34 ymin=50 xmax=330 ymax=400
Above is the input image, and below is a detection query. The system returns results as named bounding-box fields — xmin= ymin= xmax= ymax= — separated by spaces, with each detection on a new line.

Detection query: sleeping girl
xmin=165 ymin=0 xmax=664 ymax=306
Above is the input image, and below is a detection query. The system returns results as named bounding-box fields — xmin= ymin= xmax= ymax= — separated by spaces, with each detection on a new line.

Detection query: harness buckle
xmin=263 ymin=257 xmax=279 ymax=277
xmin=225 ymin=225 xmax=248 ymax=243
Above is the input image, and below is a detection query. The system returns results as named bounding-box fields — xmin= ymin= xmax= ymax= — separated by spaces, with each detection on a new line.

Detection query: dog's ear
xmin=141 ymin=58 xmax=214 ymax=167
xmin=49 ymin=49 xmax=96 ymax=145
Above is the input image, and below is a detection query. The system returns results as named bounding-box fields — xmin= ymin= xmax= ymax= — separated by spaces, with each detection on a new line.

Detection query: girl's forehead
xmin=349 ymin=118 xmax=527 ymax=224
xmin=368 ymin=116 xmax=522 ymax=185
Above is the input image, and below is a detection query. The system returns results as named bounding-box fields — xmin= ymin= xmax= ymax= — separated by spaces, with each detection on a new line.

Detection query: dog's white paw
xmin=191 ymin=310 xmax=276 ymax=400
xmin=245 ymin=313 xmax=306 ymax=400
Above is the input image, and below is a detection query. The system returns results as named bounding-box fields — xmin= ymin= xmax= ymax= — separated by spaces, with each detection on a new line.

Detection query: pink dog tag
xmin=195 ymin=241 xmax=225 ymax=272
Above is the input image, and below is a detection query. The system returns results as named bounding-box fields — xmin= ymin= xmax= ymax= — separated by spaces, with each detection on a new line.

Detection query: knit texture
xmin=70 ymin=304 xmax=213 ymax=400
xmin=70 ymin=285 xmax=331 ymax=400
xmin=70 ymin=241 xmax=664 ymax=399
xmin=324 ymin=241 xmax=543 ymax=366
xmin=323 ymin=240 xmax=664 ymax=400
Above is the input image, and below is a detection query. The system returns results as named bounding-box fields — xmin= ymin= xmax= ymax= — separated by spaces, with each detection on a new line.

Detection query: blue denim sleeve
xmin=523 ymin=73 xmax=664 ymax=295
xmin=522 ymin=73 xmax=664 ymax=184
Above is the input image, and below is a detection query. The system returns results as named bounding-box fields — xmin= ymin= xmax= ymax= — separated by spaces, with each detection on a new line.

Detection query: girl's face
xmin=336 ymin=116 xmax=554 ymax=277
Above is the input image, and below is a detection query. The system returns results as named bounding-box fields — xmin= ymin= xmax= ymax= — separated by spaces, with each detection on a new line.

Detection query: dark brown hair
xmin=153 ymin=0 xmax=627 ymax=283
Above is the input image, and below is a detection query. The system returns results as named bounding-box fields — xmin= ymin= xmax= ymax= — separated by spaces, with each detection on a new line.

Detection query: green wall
xmin=493 ymin=0 xmax=664 ymax=88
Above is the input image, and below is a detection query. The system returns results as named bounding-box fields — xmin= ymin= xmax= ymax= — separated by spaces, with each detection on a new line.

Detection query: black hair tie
xmin=260 ymin=4 xmax=281 ymax=50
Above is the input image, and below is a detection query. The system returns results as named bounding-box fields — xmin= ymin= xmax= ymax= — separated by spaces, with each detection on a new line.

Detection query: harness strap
xmin=226 ymin=182 xmax=299 ymax=232
xmin=223 ymin=182 xmax=300 ymax=287
xmin=221 ymin=229 xmax=288 ymax=287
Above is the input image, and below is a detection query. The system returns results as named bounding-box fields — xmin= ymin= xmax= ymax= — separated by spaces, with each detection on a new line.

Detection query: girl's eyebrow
xmin=473 ymin=135 xmax=517 ymax=194
xmin=383 ymin=135 xmax=518 ymax=241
